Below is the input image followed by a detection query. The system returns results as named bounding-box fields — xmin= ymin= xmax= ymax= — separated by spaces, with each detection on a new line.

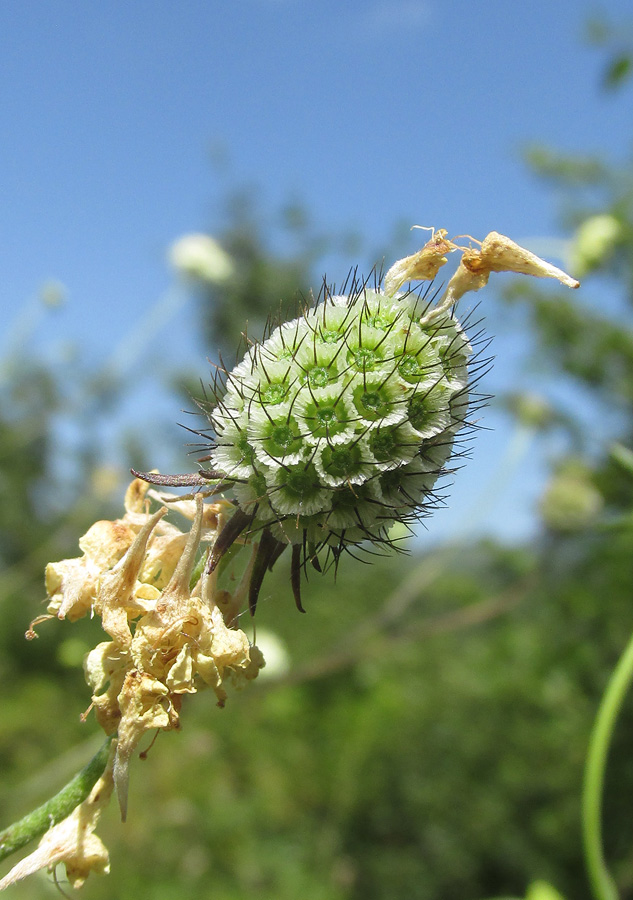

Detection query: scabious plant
xmin=0 ymin=228 xmax=578 ymax=891
xmin=137 ymin=229 xmax=579 ymax=612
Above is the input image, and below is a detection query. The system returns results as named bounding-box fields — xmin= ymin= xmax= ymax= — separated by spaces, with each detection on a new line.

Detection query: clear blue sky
xmin=1 ymin=0 xmax=631 ymax=542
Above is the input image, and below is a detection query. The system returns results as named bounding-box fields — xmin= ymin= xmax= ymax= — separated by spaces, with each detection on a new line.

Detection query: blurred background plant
xmin=2 ymin=11 xmax=633 ymax=900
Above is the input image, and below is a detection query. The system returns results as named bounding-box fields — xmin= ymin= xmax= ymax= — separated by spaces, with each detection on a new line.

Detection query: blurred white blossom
xmin=252 ymin=629 xmax=290 ymax=679
xmin=168 ymin=233 xmax=235 ymax=284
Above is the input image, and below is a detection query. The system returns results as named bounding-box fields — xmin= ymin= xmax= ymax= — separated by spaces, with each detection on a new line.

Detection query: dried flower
xmin=383 ymin=228 xmax=454 ymax=294
xmin=32 ymin=479 xmax=265 ymax=820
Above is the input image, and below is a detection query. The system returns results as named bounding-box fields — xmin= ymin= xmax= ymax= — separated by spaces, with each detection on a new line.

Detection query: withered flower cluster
xmin=33 ymin=478 xmax=264 ymax=820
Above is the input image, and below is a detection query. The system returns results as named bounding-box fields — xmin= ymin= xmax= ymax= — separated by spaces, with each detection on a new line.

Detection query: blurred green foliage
xmin=3 ymin=27 xmax=633 ymax=900
xmin=586 ymin=16 xmax=633 ymax=90
xmin=192 ymin=187 xmax=363 ymax=362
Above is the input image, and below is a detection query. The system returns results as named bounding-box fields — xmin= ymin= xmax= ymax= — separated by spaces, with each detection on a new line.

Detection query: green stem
xmin=0 ymin=735 xmax=114 ymax=864
xmin=582 ymin=632 xmax=633 ymax=900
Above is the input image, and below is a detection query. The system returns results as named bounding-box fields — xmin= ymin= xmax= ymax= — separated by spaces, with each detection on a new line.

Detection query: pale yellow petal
xmin=84 ymin=641 xmax=129 ymax=695
xmin=384 ymin=229 xmax=454 ymax=295
xmin=470 ymin=232 xmax=580 ymax=287
xmin=45 ymin=558 xmax=98 ymax=621
xmin=124 ymin=476 xmax=151 ymax=513
xmin=165 ymin=645 xmax=196 ymax=693
xmin=98 ymin=507 xmax=167 ymax=645
xmin=139 ymin=531 xmax=188 ymax=589
xmin=114 ymin=671 xmax=171 ymax=820
xmin=79 ymin=520 xmax=136 ymax=568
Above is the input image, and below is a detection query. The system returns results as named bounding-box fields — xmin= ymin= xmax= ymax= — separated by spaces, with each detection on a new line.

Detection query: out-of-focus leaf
xmin=525 ymin=881 xmax=566 ymax=900
xmin=603 ymin=53 xmax=633 ymax=90
xmin=524 ymin=145 xmax=605 ymax=185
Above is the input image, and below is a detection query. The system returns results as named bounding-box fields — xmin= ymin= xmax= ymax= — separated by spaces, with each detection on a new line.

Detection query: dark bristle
xmin=291 ymin=544 xmax=306 ymax=613
xmin=267 ymin=537 xmax=289 ymax=572
xmin=207 ymin=508 xmax=255 ymax=574
xmin=248 ymin=529 xmax=279 ymax=616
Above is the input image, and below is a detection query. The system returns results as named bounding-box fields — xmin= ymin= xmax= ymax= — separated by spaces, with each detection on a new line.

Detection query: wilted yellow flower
xmin=460 ymin=231 xmax=580 ymax=286
xmin=383 ymin=228 xmax=579 ymax=324
xmin=44 ymin=520 xmax=137 ymax=622
xmin=433 ymin=231 xmax=579 ymax=322
xmin=34 ymin=479 xmax=265 ymax=821
xmin=383 ymin=228 xmax=455 ymax=294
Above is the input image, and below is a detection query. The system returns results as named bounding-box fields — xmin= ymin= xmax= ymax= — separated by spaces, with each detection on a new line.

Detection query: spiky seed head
xmin=208 ymin=282 xmax=472 ymax=555
xmin=127 ymin=228 xmax=578 ymax=600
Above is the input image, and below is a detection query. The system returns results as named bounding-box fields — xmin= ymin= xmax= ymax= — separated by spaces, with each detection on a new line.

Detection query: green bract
xmin=209 ymin=284 xmax=472 ymax=553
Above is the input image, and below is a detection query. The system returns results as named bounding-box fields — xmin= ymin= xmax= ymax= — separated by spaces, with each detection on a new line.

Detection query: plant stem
xmin=582 ymin=633 xmax=633 ymax=900
xmin=0 ymin=735 xmax=114 ymax=864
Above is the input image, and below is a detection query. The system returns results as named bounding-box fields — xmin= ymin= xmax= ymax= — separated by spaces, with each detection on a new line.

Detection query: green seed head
xmin=208 ymin=280 xmax=472 ymax=552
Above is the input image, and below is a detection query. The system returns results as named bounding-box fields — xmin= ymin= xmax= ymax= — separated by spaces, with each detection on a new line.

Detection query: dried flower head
xmin=32 ymin=478 xmax=265 ymax=820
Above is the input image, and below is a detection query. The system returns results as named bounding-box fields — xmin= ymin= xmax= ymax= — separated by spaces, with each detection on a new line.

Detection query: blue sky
xmin=1 ymin=0 xmax=631 ymax=543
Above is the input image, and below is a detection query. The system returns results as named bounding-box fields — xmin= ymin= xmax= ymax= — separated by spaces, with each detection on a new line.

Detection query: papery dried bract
xmin=384 ymin=228 xmax=578 ymax=328
xmin=97 ymin=507 xmax=168 ymax=647
xmin=384 ymin=228 xmax=455 ymax=295
xmin=413 ymin=230 xmax=579 ymax=324
xmin=462 ymin=231 xmax=580 ymax=287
